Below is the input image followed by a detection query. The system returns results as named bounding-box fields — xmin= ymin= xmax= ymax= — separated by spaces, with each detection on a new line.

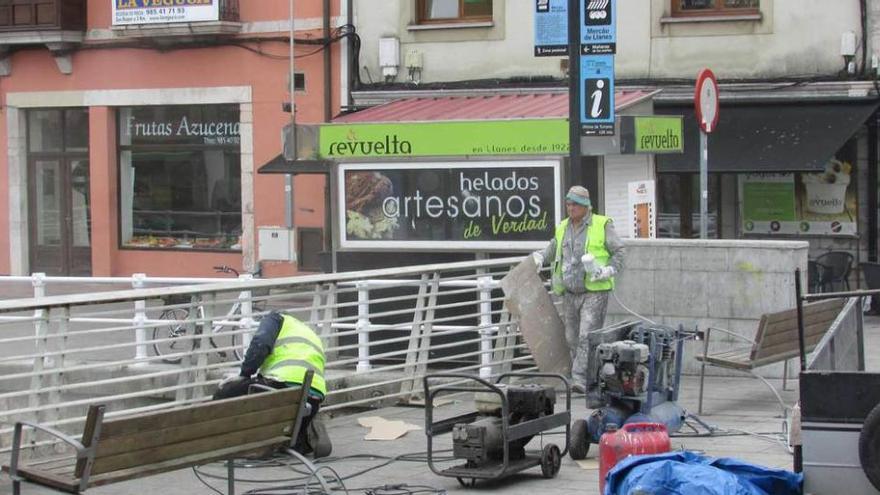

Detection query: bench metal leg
xmin=12 ymin=479 xmax=20 ymax=495
xmin=283 ymin=448 xmax=331 ymax=494
xmin=698 ymin=329 xmax=712 ymax=415
xmin=782 ymin=359 xmax=789 ymax=391
xmin=749 ymin=371 xmax=790 ymax=419
xmin=227 ymin=459 xmax=235 ymax=495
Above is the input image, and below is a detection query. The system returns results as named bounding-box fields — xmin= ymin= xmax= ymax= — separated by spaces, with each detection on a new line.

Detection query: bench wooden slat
xmin=99 ymin=388 xmax=303 ymax=439
xmin=91 ymin=422 xmax=292 ymax=475
xmin=750 ymin=299 xmax=843 ymax=361
xmin=700 ymin=355 xmax=753 ymax=370
xmin=699 ymin=348 xmax=751 ymax=360
xmin=3 ymin=374 xmax=314 ymax=494
xmin=1 ymin=465 xmax=79 ymax=494
xmin=87 ymin=437 xmax=287 ymax=488
xmin=755 ymin=320 xmax=836 ymax=355
xmin=94 ymin=404 xmax=298 ymax=458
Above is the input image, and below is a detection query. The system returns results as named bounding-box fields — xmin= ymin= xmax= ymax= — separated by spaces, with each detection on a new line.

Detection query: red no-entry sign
xmin=695 ymin=68 xmax=720 ymax=134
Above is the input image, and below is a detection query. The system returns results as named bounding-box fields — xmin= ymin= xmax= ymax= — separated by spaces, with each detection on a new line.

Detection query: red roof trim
xmin=334 ymin=90 xmax=656 ymax=123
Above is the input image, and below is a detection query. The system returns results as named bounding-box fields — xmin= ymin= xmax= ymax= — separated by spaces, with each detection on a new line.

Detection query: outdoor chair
xmin=814 ymin=251 xmax=854 ymax=293
xmin=861 ymin=261 xmax=880 ymax=315
xmin=807 ymin=260 xmax=825 ymax=294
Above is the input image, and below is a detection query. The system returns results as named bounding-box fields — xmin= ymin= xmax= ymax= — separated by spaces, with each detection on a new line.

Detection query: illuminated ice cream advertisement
xmin=339 ymin=161 xmax=561 ymax=250
xmin=739 ymin=159 xmax=857 ymax=236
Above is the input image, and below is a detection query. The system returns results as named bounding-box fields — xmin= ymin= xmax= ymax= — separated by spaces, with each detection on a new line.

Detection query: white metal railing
xmin=0 ymin=257 xmax=534 ymax=459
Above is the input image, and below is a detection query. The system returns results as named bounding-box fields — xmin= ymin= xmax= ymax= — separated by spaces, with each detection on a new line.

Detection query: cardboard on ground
xmin=357 ymin=416 xmax=422 ymax=441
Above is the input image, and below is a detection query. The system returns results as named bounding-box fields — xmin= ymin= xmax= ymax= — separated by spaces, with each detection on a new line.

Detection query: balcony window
xmin=118 ymin=105 xmax=242 ymax=251
xmin=0 ymin=0 xmax=86 ymax=31
xmin=672 ymin=0 xmax=759 ymax=17
xmin=416 ymin=0 xmax=492 ymax=24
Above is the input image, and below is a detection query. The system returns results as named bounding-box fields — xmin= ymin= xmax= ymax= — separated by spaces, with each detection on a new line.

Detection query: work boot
xmin=307 ymin=416 xmax=332 ymax=459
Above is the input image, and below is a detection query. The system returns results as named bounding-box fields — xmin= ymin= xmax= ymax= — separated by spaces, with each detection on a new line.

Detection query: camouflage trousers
xmin=562 ymin=291 xmax=609 ymax=388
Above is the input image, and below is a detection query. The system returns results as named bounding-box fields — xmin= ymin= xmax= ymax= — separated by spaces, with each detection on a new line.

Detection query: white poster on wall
xmin=627 ymin=180 xmax=656 ymax=238
xmin=112 ymin=0 xmax=220 ymax=26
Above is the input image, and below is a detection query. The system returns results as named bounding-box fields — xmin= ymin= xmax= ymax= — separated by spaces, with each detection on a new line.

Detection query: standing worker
xmin=532 ymin=186 xmax=625 ymax=406
xmin=214 ymin=311 xmax=331 ymax=457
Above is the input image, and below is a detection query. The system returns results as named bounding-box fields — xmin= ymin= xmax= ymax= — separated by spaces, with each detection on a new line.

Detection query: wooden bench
xmin=3 ymin=371 xmax=316 ymax=495
xmin=696 ymin=299 xmax=844 ymax=415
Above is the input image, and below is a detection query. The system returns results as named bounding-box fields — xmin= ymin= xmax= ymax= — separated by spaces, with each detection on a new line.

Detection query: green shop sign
xmin=319 ymin=120 xmax=570 ymax=158
xmin=634 ymin=116 xmax=683 ymax=153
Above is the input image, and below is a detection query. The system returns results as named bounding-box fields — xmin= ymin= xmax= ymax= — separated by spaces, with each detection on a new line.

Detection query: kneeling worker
xmin=214 ymin=311 xmax=331 ymax=457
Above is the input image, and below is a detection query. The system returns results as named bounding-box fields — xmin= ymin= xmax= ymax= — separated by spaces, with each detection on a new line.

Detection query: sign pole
xmin=694 ymin=68 xmax=719 ymax=239
xmin=700 ymin=129 xmax=708 ymax=239
xmin=567 ymin=0 xmax=581 ymax=187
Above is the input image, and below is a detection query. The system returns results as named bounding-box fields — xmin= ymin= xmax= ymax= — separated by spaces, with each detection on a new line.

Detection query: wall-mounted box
xmin=258 ymin=227 xmax=296 ymax=262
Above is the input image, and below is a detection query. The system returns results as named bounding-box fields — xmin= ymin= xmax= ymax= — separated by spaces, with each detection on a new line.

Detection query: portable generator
xmin=570 ymin=322 xmax=706 ymax=459
xmin=424 ymin=373 xmax=571 ymax=486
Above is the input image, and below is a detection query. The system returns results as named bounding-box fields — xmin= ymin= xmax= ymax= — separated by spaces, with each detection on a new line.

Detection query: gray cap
xmin=565 ymin=185 xmax=591 ymax=207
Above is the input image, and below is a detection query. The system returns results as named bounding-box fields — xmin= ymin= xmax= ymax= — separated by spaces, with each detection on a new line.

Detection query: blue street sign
xmin=534 ymin=0 xmax=568 ymax=57
xmin=580 ymin=0 xmax=616 ymax=55
xmin=580 ymin=54 xmax=615 ymax=135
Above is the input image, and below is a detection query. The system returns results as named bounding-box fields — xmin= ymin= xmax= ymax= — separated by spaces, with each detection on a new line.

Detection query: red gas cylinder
xmin=599 ymin=422 xmax=671 ymax=493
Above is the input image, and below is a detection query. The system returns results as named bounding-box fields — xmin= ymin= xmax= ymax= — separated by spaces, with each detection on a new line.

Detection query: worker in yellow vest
xmin=532 ymin=185 xmax=625 ymax=406
xmin=214 ymin=311 xmax=330 ymax=457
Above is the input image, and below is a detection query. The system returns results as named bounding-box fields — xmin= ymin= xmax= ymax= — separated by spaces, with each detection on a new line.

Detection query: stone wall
xmin=605 ymin=238 xmax=809 ymax=376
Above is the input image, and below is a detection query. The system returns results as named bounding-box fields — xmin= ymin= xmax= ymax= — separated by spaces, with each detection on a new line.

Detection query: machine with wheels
xmin=801 ymin=370 xmax=880 ymax=494
xmin=570 ymin=322 xmax=701 ymax=459
xmin=423 ymin=373 xmax=571 ymax=486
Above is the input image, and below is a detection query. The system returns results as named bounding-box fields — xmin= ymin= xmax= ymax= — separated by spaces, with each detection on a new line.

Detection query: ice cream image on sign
xmin=345 ymin=171 xmax=399 ymax=239
xmin=801 ymin=159 xmax=851 ymax=215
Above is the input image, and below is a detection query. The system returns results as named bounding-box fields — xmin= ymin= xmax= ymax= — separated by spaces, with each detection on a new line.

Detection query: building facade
xmin=0 ymin=0 xmax=348 ymax=277
xmin=347 ymin=0 xmax=880 ymax=278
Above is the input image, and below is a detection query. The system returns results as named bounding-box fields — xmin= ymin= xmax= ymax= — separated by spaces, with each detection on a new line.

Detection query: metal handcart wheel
xmin=540 ymin=443 xmax=562 ymax=478
xmin=569 ymin=419 xmax=590 ymax=460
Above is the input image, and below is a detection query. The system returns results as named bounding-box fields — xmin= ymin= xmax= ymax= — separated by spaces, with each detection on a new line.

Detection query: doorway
xmin=27 ymin=109 xmax=91 ymax=275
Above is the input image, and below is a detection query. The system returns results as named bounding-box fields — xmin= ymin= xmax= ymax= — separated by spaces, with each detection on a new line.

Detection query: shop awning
xmin=333 ymin=90 xmax=656 ymax=122
xmin=656 ymin=101 xmax=880 ymax=173
xmin=259 ymin=90 xmax=659 ymax=173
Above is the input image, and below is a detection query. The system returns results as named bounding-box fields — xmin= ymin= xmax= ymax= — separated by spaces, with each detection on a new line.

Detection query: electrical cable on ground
xmin=193 ymin=449 xmax=455 ymax=495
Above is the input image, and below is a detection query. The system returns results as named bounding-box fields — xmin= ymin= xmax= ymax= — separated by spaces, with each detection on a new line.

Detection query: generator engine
xmin=596 ymin=340 xmax=650 ymax=397
xmin=451 ymin=384 xmax=556 ymax=466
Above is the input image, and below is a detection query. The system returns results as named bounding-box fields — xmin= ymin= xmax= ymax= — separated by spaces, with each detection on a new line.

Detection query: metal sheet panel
xmin=500 ymin=257 xmax=571 ymax=376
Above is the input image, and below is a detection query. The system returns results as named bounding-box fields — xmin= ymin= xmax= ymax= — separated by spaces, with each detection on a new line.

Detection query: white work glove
xmin=590 ymin=265 xmax=616 ymax=282
xmin=531 ymin=252 xmax=545 ymax=273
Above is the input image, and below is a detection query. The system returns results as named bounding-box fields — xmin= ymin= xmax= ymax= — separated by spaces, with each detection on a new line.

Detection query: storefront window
xmin=118 ymin=105 xmax=241 ymax=250
xmin=658 ymin=173 xmax=720 ymax=238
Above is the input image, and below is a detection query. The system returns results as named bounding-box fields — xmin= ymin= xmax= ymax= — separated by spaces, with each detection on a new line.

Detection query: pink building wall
xmin=0 ymin=0 xmax=340 ymax=277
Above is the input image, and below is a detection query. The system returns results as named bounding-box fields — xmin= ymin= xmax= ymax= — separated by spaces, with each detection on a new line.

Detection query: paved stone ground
xmin=2 ymin=315 xmax=877 ymax=495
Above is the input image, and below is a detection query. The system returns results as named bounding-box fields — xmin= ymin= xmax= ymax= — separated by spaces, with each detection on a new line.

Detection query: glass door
xmin=27 ymin=108 xmax=91 ymax=275
xmin=29 ymin=157 xmax=91 ymax=275
xmin=30 ymin=159 xmax=65 ymax=274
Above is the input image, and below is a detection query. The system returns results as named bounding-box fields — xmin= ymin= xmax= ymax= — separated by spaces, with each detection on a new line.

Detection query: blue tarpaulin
xmin=604 ymin=451 xmax=803 ymax=495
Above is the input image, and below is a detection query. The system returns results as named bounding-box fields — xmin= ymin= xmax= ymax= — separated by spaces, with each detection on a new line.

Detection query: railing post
xmin=28 ymin=273 xmax=49 ymax=439
xmin=131 ymin=273 xmax=148 ymax=361
xmin=478 ymin=276 xmax=496 ymax=379
xmin=46 ymin=306 xmax=70 ymax=437
xmin=196 ymin=293 xmax=215 ymax=397
xmin=238 ymin=274 xmax=254 ymax=352
xmin=356 ymin=281 xmax=372 ymax=372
